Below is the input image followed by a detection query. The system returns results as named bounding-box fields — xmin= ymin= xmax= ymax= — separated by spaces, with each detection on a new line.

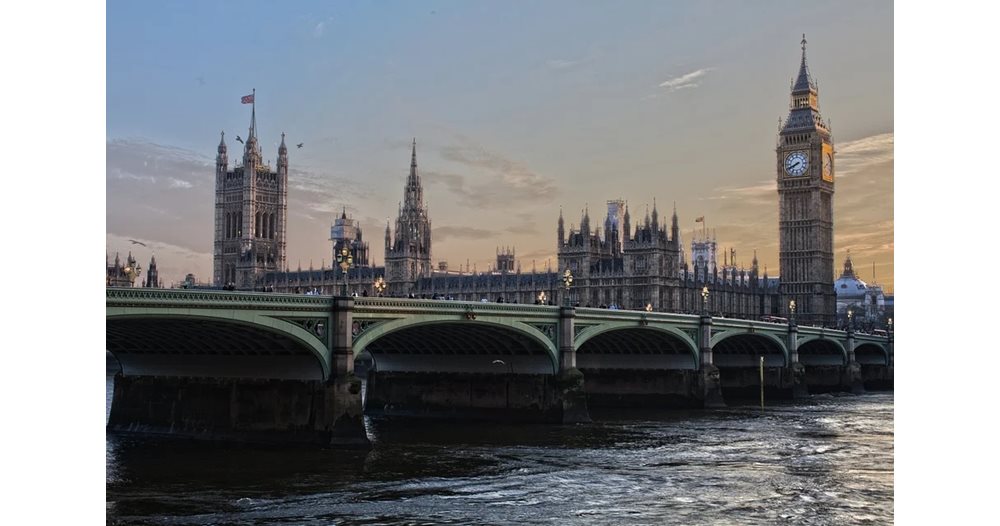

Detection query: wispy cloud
xmin=313 ymin=19 xmax=329 ymax=38
xmin=658 ymin=68 xmax=714 ymax=92
xmin=434 ymin=226 xmax=500 ymax=242
xmin=546 ymin=57 xmax=591 ymax=70
xmin=834 ymin=133 xmax=893 ymax=178
xmin=424 ymin=139 xmax=558 ymax=209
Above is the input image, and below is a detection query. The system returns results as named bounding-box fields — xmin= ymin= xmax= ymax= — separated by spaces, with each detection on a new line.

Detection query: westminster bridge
xmin=106 ymin=288 xmax=893 ymax=446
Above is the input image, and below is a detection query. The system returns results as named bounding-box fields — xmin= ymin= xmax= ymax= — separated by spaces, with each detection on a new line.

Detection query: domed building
xmin=835 ymin=252 xmax=887 ymax=329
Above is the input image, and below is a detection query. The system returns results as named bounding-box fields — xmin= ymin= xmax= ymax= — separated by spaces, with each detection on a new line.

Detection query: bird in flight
xmin=236 ymin=135 xmax=244 ymax=144
xmin=296 ymin=143 xmax=304 ymax=149
xmin=129 ymin=239 xmax=148 ymax=247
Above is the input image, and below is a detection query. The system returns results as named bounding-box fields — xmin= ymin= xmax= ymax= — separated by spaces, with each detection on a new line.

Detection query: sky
xmin=106 ymin=0 xmax=893 ymax=291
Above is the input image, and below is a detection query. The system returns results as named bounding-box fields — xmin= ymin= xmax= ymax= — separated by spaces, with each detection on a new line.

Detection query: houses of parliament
xmin=107 ymin=37 xmax=871 ymax=327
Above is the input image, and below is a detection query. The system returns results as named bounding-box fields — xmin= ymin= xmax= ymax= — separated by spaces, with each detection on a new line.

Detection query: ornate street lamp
xmin=123 ymin=262 xmax=142 ymax=287
xmin=373 ymin=276 xmax=386 ymax=297
xmin=645 ymin=303 xmax=653 ymax=312
xmin=336 ymin=245 xmax=353 ymax=296
xmin=562 ymin=268 xmax=573 ymax=307
xmin=701 ymin=286 xmax=709 ymax=315
xmin=789 ymin=299 xmax=796 ymax=323
xmin=887 ymin=317 xmax=893 ymax=331
xmin=847 ymin=308 xmax=854 ymax=331
xmin=537 ymin=291 xmax=547 ymax=305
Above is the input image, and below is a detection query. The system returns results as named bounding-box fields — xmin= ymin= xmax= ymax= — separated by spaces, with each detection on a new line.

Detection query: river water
xmin=107 ymin=378 xmax=893 ymax=525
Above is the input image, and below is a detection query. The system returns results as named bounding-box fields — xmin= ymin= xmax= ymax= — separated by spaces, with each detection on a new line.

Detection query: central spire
xmin=792 ymin=34 xmax=816 ymax=94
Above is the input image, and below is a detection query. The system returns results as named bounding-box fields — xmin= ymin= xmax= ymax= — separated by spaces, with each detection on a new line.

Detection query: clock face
xmin=784 ymin=151 xmax=809 ymax=176
xmin=823 ymin=152 xmax=834 ymax=180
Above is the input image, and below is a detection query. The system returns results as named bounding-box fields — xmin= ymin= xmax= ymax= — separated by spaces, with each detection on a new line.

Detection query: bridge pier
xmin=699 ymin=313 xmax=726 ymax=408
xmin=786 ymin=321 xmax=808 ymax=398
xmin=842 ymin=328 xmax=865 ymax=394
xmin=327 ymin=297 xmax=367 ymax=446
xmin=558 ymin=306 xmax=591 ymax=423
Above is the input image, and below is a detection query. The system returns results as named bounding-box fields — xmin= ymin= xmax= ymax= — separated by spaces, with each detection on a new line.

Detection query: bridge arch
xmin=710 ymin=330 xmax=789 ymax=367
xmin=797 ymin=336 xmax=848 ymax=366
xmin=854 ymin=342 xmax=889 ymax=366
xmin=353 ymin=318 xmax=559 ymax=375
xmin=106 ymin=311 xmax=331 ymax=380
xmin=575 ymin=324 xmax=699 ymax=370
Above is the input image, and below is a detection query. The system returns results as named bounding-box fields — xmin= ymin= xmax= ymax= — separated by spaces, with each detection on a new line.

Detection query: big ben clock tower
xmin=777 ymin=35 xmax=836 ymax=326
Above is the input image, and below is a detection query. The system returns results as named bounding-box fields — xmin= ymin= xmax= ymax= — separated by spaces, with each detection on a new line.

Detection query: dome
xmin=835 ymin=253 xmax=868 ymax=300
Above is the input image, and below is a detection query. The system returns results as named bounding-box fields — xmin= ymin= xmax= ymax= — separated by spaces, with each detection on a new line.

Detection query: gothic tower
xmin=213 ymin=97 xmax=287 ymax=289
xmin=777 ymin=35 xmax=836 ymax=326
xmin=143 ymin=255 xmax=159 ymax=288
xmin=385 ymin=139 xmax=432 ymax=294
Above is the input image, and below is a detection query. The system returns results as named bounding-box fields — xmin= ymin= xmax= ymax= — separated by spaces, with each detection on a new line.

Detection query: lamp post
xmin=373 ymin=276 xmax=386 ymax=297
xmin=123 ymin=262 xmax=142 ymax=288
xmin=336 ymin=245 xmax=353 ymax=296
xmin=789 ymin=299 xmax=797 ymax=325
xmin=562 ymin=268 xmax=573 ymax=307
xmin=847 ymin=308 xmax=854 ymax=332
xmin=537 ymin=291 xmax=547 ymax=305
xmin=887 ymin=317 xmax=893 ymax=333
xmin=645 ymin=303 xmax=653 ymax=312
xmin=701 ymin=286 xmax=709 ymax=315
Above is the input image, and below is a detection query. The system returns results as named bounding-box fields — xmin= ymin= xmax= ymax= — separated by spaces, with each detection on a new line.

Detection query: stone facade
xmin=777 ymin=35 xmax=837 ymax=326
xmin=384 ymin=139 xmax=432 ymax=291
xmin=213 ymin=102 xmax=288 ymax=289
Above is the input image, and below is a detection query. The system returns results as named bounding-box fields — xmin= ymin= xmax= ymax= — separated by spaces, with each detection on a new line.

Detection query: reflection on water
xmin=107 ymin=377 xmax=893 ymax=525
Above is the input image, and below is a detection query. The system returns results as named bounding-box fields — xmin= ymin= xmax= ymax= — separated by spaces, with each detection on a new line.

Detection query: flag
xmin=695 ymin=216 xmax=704 ymax=223
xmin=241 ymin=93 xmax=254 ymax=104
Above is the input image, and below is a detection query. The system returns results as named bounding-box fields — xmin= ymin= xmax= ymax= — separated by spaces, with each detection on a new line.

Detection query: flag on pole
xmin=241 ymin=93 xmax=254 ymax=104
xmin=695 ymin=216 xmax=704 ymax=223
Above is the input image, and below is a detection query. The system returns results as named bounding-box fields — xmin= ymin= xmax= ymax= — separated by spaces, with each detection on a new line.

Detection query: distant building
xmin=834 ymin=252 xmax=889 ymax=329
xmin=777 ymin=35 xmax=837 ymax=326
xmin=331 ymin=208 xmax=370 ymax=268
xmin=384 ymin=139 xmax=433 ymax=291
xmin=143 ymin=255 xmax=159 ymax=288
xmin=107 ymin=252 xmax=140 ymax=287
xmin=212 ymin=100 xmax=288 ymax=289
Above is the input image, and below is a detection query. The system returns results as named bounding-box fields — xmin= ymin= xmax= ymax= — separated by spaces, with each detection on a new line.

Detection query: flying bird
xmin=236 ymin=135 xmax=244 ymax=144
xmin=296 ymin=143 xmax=304 ymax=149
xmin=129 ymin=239 xmax=148 ymax=247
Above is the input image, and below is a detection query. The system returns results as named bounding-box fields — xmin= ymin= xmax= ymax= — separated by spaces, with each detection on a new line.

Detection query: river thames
xmin=107 ymin=378 xmax=893 ymax=525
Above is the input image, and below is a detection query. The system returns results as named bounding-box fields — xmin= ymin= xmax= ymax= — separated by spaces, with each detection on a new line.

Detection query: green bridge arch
xmin=797 ymin=336 xmax=849 ymax=365
xmin=575 ymin=322 xmax=700 ymax=367
xmin=710 ymin=330 xmax=790 ymax=366
xmin=352 ymin=316 xmax=560 ymax=373
xmin=106 ymin=310 xmax=332 ymax=379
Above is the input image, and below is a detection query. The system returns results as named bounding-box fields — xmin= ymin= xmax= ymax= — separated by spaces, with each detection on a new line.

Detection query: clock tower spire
xmin=776 ymin=35 xmax=836 ymax=326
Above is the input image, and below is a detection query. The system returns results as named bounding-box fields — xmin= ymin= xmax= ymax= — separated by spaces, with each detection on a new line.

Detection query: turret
xmin=216 ymin=131 xmax=228 ymax=168
xmin=671 ymin=202 xmax=679 ymax=243
xmin=277 ymin=132 xmax=288 ymax=170
xmin=623 ymin=203 xmax=631 ymax=242
xmin=557 ymin=208 xmax=565 ymax=247
xmin=651 ymin=198 xmax=659 ymax=233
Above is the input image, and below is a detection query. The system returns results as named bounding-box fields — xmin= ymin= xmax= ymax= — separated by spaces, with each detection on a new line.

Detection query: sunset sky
xmin=106 ymin=0 xmax=893 ymax=291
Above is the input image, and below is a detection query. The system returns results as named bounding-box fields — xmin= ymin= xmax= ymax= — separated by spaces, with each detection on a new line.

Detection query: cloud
xmin=658 ymin=68 xmax=714 ymax=92
xmin=434 ymin=226 xmax=500 ymax=242
xmin=168 ymin=177 xmax=193 ymax=189
xmin=546 ymin=56 xmax=595 ymax=70
xmin=106 ymin=233 xmax=213 ymax=288
xmin=425 ymin=140 xmax=558 ymax=209
xmin=313 ymin=21 xmax=326 ymax=37
xmin=834 ymin=132 xmax=893 ymax=178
